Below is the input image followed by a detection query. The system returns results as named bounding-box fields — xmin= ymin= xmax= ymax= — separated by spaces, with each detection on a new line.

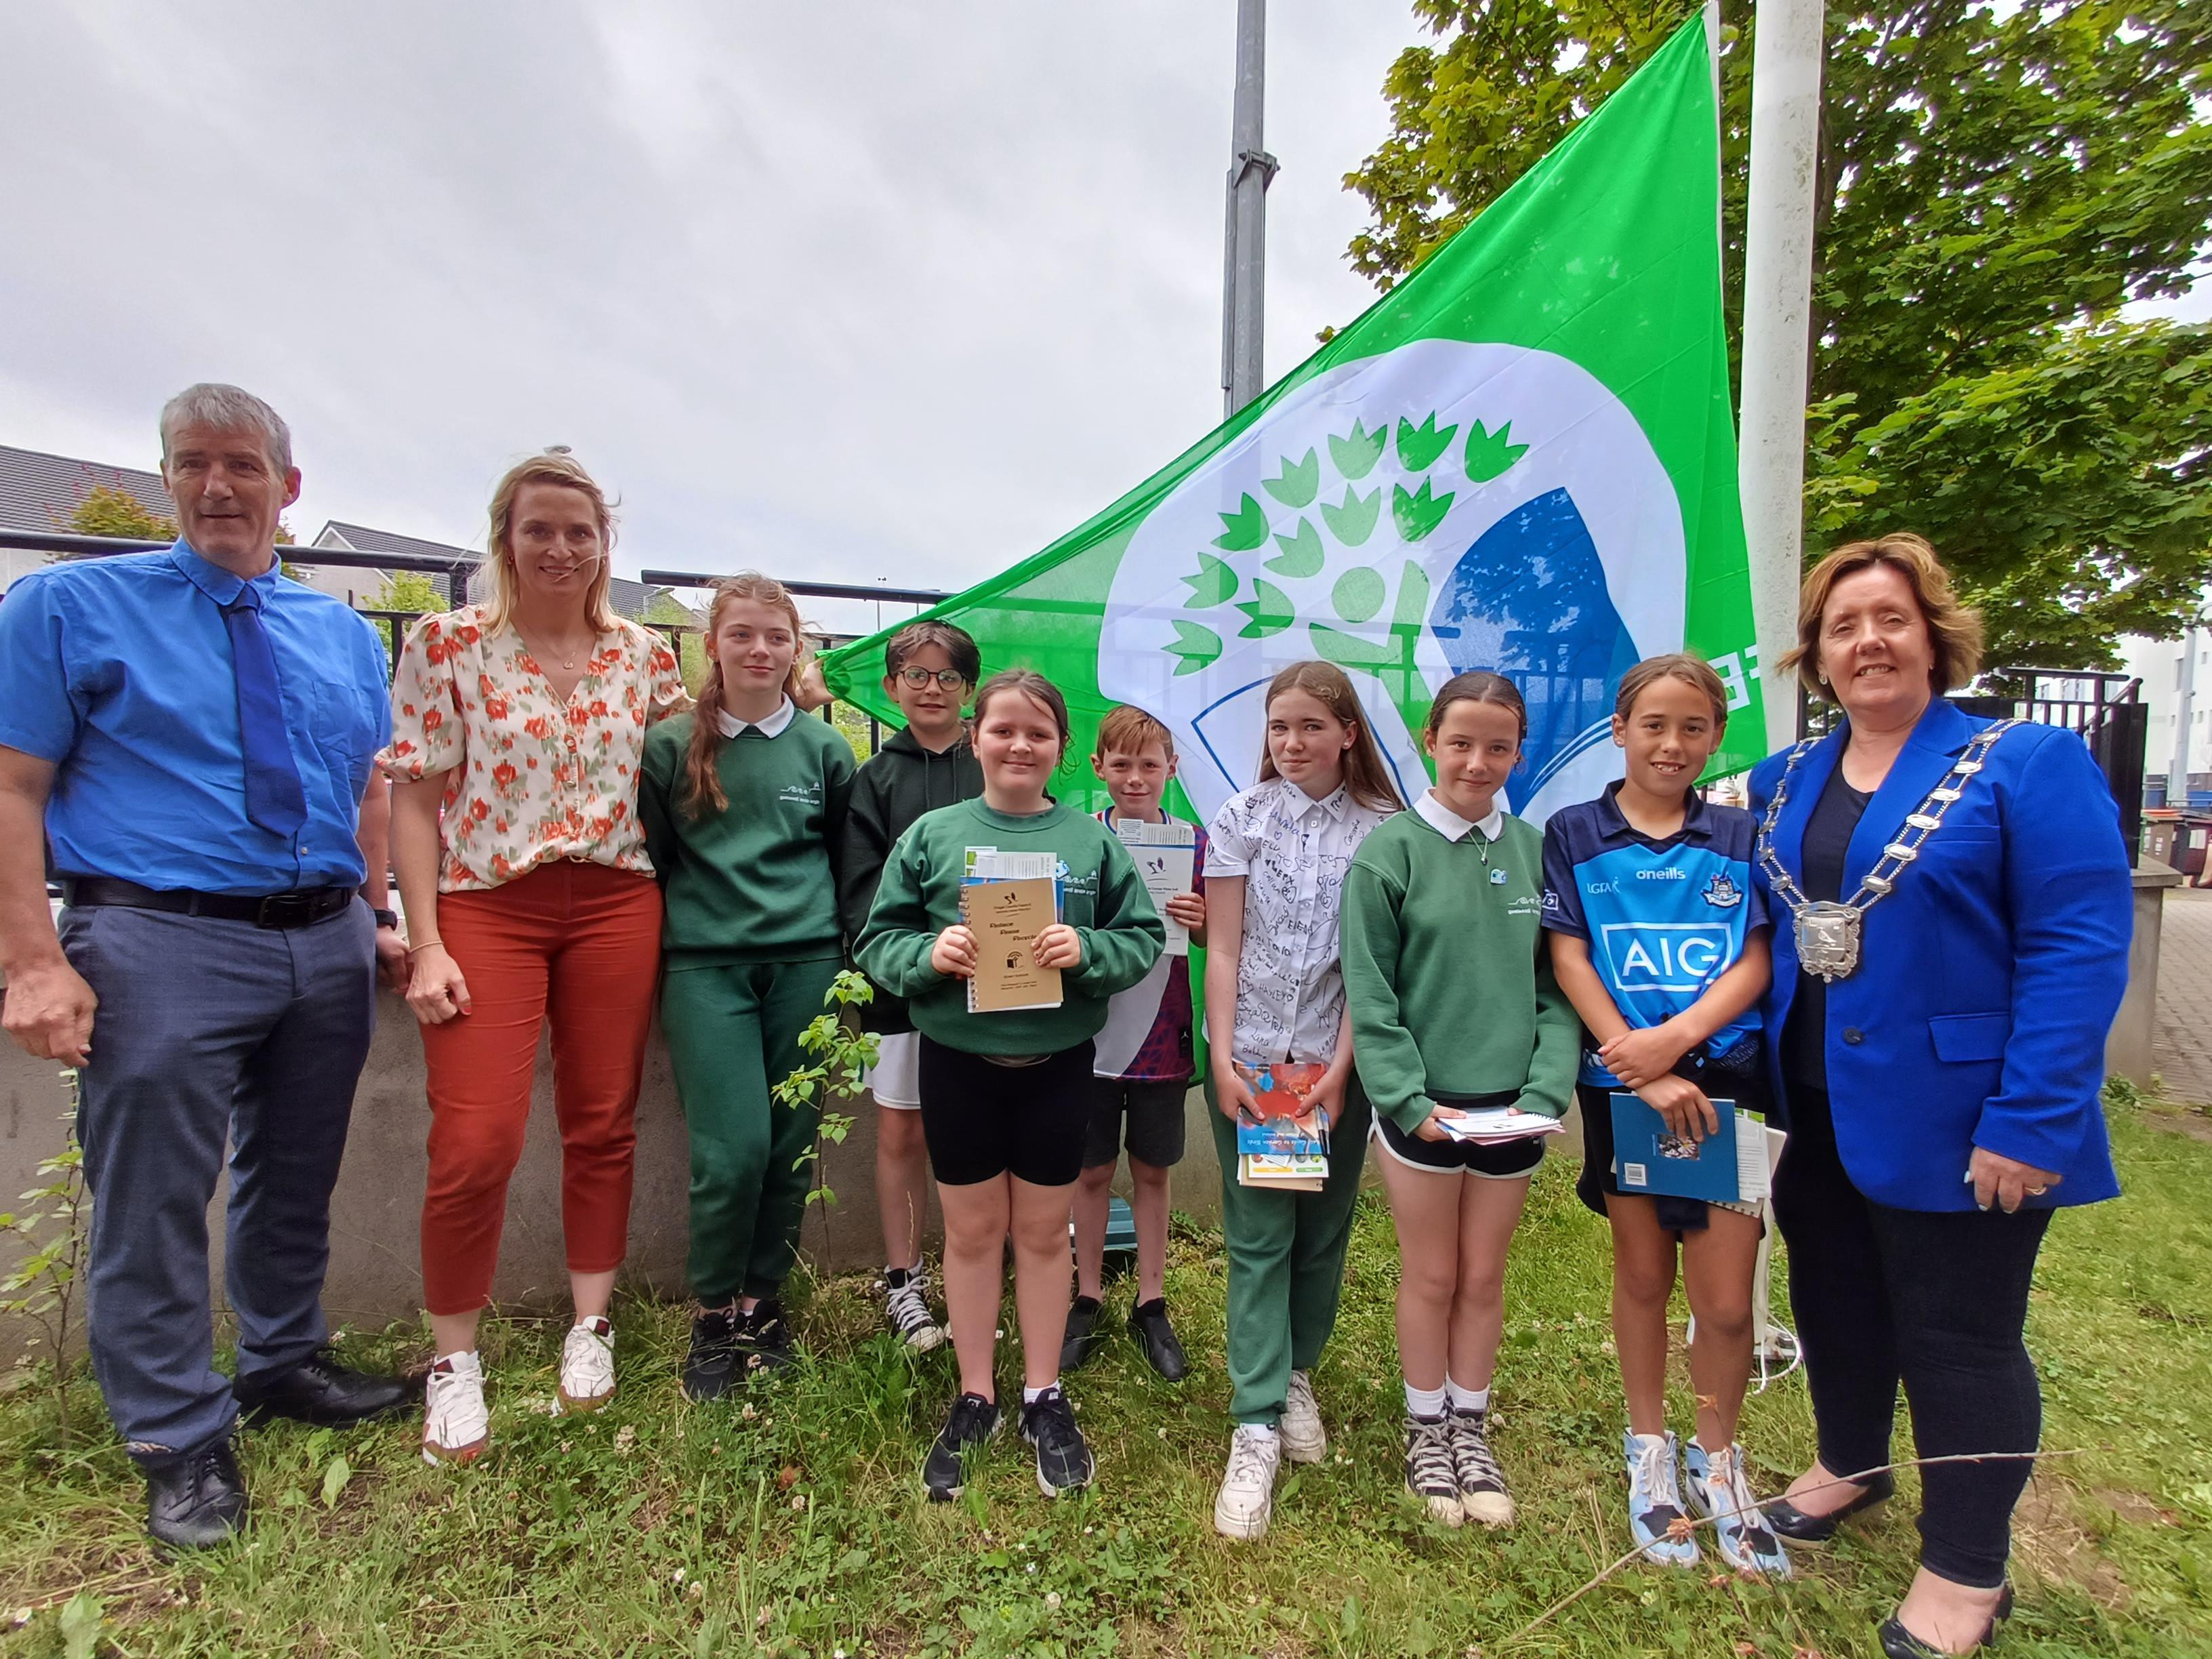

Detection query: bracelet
xmin=405 ymin=939 xmax=445 ymax=955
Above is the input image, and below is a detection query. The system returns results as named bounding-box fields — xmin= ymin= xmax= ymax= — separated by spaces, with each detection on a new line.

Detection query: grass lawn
xmin=1 ymin=1099 xmax=2207 ymax=1658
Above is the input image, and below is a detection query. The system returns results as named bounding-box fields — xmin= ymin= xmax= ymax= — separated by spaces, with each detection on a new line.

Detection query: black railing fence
xmin=1803 ymin=668 xmax=2148 ymax=854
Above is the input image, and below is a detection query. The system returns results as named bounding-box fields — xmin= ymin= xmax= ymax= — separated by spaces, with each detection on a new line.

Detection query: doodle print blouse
xmin=1204 ymin=777 xmax=1393 ymax=1068
xmin=378 ymin=606 xmax=688 ymax=893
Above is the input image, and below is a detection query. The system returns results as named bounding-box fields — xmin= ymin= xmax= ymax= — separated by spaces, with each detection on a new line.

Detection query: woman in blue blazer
xmin=1748 ymin=535 xmax=2131 ymax=1658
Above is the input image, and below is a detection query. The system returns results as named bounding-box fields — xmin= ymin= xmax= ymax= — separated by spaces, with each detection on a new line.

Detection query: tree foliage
xmin=367 ymin=571 xmax=445 ymax=614
xmin=1343 ymin=0 xmax=2212 ymax=667
xmin=64 ymin=485 xmax=174 ymax=542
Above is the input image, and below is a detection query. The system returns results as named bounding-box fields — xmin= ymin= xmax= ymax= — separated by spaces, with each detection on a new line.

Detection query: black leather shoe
xmin=1060 ymin=1296 xmax=1105 ymax=1372
xmin=145 ymin=1439 xmax=248 ymax=1551
xmin=683 ymin=1305 xmax=743 ymax=1402
xmin=1763 ymin=1468 xmax=1896 ymax=1544
xmin=1128 ymin=1298 xmax=1188 ymax=1381
xmin=234 ymin=1350 xmax=415 ymax=1427
xmin=1877 ymin=1584 xmax=2013 ymax=1657
xmin=737 ymin=1298 xmax=798 ymax=1380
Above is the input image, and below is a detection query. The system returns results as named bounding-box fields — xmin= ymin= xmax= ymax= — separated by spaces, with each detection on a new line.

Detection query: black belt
xmin=62 ymin=878 xmax=356 ymax=930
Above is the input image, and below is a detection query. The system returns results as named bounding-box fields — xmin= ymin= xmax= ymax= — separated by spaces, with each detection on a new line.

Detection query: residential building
xmin=0 ymin=443 xmax=172 ymax=592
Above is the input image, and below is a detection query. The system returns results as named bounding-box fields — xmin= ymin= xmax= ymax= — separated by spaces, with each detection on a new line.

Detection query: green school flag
xmin=821 ymin=17 xmax=1759 ymax=826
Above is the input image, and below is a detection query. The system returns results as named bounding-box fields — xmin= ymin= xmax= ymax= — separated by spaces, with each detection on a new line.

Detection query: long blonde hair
xmin=476 ymin=451 xmax=619 ymax=634
xmin=684 ymin=573 xmax=815 ymax=819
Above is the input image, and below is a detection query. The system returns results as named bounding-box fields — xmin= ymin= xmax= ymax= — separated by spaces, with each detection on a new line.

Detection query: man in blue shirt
xmin=0 ymin=384 xmax=413 ymax=1550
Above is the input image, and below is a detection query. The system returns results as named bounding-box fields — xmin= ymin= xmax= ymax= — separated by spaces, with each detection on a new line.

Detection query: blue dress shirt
xmin=0 ymin=541 xmax=391 ymax=893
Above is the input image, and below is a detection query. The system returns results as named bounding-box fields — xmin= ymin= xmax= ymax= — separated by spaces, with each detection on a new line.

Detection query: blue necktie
xmin=221 ymin=589 xmax=309 ymax=841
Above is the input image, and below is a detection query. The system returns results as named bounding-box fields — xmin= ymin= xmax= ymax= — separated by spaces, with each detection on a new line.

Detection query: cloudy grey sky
xmin=1 ymin=1 xmax=1423 ymax=633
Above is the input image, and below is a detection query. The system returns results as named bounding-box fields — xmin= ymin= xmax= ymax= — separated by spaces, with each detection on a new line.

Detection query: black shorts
xmin=1574 ymin=1042 xmax=1771 ymax=1233
xmin=1083 ymin=1076 xmax=1190 ymax=1170
xmin=917 ymin=1035 xmax=1095 ymax=1188
xmin=1371 ymin=1090 xmax=1549 ymax=1179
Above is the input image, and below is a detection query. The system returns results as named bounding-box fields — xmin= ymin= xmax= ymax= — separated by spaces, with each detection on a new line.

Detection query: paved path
xmin=2153 ymin=887 xmax=2212 ymax=1106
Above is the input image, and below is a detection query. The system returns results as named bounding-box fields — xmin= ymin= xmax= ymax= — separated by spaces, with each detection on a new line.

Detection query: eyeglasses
xmin=895 ymin=667 xmax=970 ymax=691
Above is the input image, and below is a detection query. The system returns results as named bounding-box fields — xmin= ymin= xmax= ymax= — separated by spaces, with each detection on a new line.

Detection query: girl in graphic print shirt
xmin=1202 ymin=661 xmax=1402 ymax=1543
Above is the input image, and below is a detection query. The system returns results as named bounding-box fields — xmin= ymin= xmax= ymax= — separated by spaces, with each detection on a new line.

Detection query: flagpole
xmin=1737 ymin=0 xmax=1826 ymax=750
xmin=1221 ymin=0 xmax=1277 ymax=417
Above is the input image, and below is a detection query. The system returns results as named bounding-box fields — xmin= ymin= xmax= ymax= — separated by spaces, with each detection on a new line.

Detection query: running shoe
xmin=1212 ymin=1425 xmax=1282 ymax=1541
xmin=922 ymin=1392 xmax=1002 ymax=1501
xmin=1280 ymin=1370 xmax=1326 ymax=1464
xmin=556 ymin=1317 xmax=615 ymax=1414
xmin=1020 ymin=1387 xmax=1096 ymax=1496
xmin=1622 ymin=1429 xmax=1699 ymax=1566
xmin=1685 ymin=1439 xmax=1793 ymax=1576
xmin=422 ymin=1351 xmax=489 ymax=1465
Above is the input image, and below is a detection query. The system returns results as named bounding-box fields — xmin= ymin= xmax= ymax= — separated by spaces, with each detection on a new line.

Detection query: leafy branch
xmin=0 ymin=1069 xmax=92 ymax=1446
xmin=772 ymin=972 xmax=880 ymax=1216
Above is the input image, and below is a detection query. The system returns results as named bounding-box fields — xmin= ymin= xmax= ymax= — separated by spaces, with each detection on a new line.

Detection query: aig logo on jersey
xmin=1597 ymin=923 xmax=1734 ymax=994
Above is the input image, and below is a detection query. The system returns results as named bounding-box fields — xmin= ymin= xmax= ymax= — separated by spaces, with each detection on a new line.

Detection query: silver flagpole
xmin=1738 ymin=0 xmax=1826 ymax=754
xmin=1221 ymin=0 xmax=1276 ymax=417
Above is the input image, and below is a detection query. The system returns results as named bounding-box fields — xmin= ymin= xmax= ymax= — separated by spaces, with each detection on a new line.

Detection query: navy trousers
xmin=59 ymin=900 xmax=375 ymax=1464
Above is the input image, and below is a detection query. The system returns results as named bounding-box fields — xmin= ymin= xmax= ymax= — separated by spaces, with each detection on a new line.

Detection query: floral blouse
xmin=377 ymin=606 xmax=688 ymax=893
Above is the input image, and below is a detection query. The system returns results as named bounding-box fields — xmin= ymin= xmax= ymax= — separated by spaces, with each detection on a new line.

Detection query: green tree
xmin=367 ymin=571 xmax=445 ymax=614
xmin=63 ymin=485 xmax=175 ymax=542
xmin=642 ymin=590 xmax=711 ymax=691
xmin=1343 ymin=0 xmax=2212 ymax=667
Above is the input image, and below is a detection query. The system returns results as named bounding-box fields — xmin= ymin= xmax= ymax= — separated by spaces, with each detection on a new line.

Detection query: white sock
xmin=1023 ymin=1381 xmax=1060 ymax=1405
xmin=1404 ymin=1380 xmax=1448 ymax=1418
xmin=1446 ymin=1378 xmax=1490 ymax=1414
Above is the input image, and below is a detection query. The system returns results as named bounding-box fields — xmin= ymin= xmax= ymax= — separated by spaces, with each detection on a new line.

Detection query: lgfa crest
xmin=1702 ymin=872 xmax=1743 ymax=910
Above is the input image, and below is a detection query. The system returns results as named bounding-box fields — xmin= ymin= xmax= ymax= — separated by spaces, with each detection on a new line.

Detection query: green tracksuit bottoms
xmin=660 ymin=956 xmax=845 ymax=1304
xmin=1206 ymin=1076 xmax=1372 ymax=1426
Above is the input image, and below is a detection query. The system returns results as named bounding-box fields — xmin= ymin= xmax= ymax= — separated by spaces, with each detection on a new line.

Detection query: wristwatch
xmin=372 ymin=908 xmax=401 ymax=930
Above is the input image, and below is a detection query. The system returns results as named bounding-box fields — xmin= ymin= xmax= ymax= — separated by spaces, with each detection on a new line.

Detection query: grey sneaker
xmin=1280 ymin=1370 xmax=1326 ymax=1464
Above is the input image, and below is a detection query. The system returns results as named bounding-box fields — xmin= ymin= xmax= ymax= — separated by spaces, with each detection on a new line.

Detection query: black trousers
xmin=1771 ymin=1084 xmax=2051 ymax=1589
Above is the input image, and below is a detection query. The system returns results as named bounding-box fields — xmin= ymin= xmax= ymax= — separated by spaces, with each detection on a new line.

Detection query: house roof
xmin=0 ymin=443 xmax=171 ymax=535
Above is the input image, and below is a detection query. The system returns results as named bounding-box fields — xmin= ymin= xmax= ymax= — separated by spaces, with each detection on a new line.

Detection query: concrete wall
xmin=2108 ymin=859 xmax=2182 ymax=1085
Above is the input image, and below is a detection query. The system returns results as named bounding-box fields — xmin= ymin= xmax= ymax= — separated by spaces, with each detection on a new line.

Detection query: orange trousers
xmin=417 ymin=861 xmax=662 ymax=1316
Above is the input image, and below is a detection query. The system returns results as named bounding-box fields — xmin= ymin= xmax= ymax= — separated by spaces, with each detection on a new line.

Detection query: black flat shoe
xmin=234 ymin=1350 xmax=415 ymax=1427
xmin=1060 ymin=1296 xmax=1105 ymax=1372
xmin=1877 ymin=1584 xmax=2013 ymax=1657
xmin=737 ymin=1298 xmax=798 ymax=1380
xmin=1765 ymin=1468 xmax=1896 ymax=1544
xmin=1128 ymin=1298 xmax=1187 ymax=1382
xmin=146 ymin=1439 xmax=248 ymax=1551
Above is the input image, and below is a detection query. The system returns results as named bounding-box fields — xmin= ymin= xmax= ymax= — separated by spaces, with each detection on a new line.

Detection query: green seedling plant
xmin=773 ymin=970 xmax=880 ymax=1214
xmin=0 ymin=1069 xmax=91 ymax=1446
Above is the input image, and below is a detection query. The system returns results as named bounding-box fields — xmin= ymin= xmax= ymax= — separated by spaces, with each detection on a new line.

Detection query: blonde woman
xmin=383 ymin=451 xmax=686 ymax=1462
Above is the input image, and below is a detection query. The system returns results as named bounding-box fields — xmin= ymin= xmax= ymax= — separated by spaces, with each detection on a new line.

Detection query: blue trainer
xmin=1684 ymin=1439 xmax=1793 ymax=1577
xmin=1623 ymin=1429 xmax=1700 ymax=1567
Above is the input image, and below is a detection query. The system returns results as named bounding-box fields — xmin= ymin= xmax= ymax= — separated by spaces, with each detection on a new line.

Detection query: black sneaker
xmin=682 ymin=1305 xmax=742 ymax=1402
xmin=737 ymin=1297 xmax=798 ymax=1380
xmin=922 ymin=1392 xmax=1002 ymax=1501
xmin=1059 ymin=1296 xmax=1105 ymax=1372
xmin=1127 ymin=1298 xmax=1187 ymax=1381
xmin=1019 ymin=1387 xmax=1095 ymax=1497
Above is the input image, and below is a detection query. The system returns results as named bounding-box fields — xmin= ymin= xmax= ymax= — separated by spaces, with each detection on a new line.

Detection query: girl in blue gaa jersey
xmin=1540 ymin=655 xmax=1790 ymax=1578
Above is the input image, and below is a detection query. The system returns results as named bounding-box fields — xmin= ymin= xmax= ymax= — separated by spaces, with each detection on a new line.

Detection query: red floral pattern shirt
xmin=377 ymin=606 xmax=689 ymax=892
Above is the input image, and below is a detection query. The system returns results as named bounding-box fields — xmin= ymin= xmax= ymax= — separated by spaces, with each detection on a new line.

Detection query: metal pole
xmin=1737 ymin=0 xmax=1826 ymax=752
xmin=1221 ymin=0 xmax=1277 ymax=417
xmin=2172 ymin=626 xmax=2197 ymax=806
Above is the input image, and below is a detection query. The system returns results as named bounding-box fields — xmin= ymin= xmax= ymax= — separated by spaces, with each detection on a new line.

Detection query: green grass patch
xmin=2 ymin=1106 xmax=2208 ymax=1656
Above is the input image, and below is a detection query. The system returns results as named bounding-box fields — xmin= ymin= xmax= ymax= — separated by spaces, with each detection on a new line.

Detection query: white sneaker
xmin=423 ymin=1350 xmax=489 ymax=1465
xmin=1280 ymin=1370 xmax=1326 ymax=1464
xmin=558 ymin=1317 xmax=616 ymax=1413
xmin=1213 ymin=1425 xmax=1283 ymax=1542
xmin=1685 ymin=1440 xmax=1793 ymax=1577
xmin=884 ymin=1268 xmax=945 ymax=1352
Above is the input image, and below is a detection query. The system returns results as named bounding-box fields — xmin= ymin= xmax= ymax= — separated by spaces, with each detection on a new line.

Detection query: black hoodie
xmin=838 ymin=726 xmax=985 ymax=1033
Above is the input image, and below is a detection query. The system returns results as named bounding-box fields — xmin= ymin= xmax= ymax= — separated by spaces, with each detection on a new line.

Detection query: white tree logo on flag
xmin=1099 ymin=339 xmax=1685 ymax=825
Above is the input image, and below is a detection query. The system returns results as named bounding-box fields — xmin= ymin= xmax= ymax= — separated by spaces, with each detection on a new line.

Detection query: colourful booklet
xmin=1608 ymin=1093 xmax=1769 ymax=1204
xmin=1235 ymin=1063 xmax=1330 ymax=1190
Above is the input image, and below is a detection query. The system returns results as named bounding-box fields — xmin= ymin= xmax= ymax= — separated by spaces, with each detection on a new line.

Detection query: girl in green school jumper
xmin=1340 ymin=671 xmax=1579 ymax=1530
xmin=638 ymin=574 xmax=855 ymax=1402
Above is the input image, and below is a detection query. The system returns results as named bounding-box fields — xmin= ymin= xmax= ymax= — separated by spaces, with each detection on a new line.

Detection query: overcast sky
xmin=1 ymin=1 xmax=1426 ymax=634
xmin=7 ymin=5 xmax=2200 ymax=637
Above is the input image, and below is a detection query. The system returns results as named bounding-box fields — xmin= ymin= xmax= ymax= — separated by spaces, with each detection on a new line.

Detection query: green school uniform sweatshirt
xmin=855 ymin=798 xmax=1166 ymax=1058
xmin=1340 ymin=806 xmax=1580 ymax=1135
xmin=638 ymin=710 xmax=857 ymax=968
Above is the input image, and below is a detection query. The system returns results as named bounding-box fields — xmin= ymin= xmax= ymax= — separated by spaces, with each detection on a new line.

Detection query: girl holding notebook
xmin=856 ymin=669 xmax=1163 ymax=1505
xmin=1340 ymin=672 xmax=1578 ymax=1531
xmin=1539 ymin=654 xmax=1788 ymax=1576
